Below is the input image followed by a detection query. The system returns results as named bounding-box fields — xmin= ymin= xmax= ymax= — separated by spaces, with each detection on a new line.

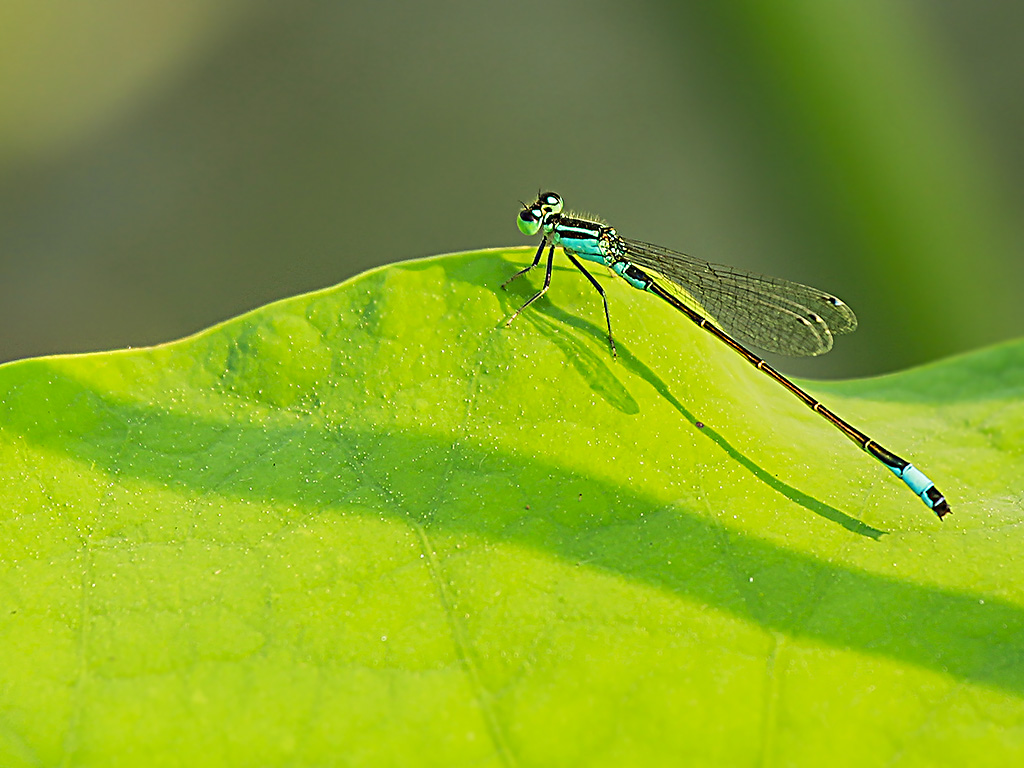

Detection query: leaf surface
xmin=1 ymin=249 xmax=1021 ymax=766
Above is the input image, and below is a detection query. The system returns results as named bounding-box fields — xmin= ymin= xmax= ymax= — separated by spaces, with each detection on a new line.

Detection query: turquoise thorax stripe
xmin=553 ymin=224 xmax=607 ymax=266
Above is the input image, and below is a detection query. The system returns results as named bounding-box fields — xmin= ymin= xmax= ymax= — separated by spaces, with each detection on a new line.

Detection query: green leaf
xmin=1 ymin=249 xmax=1021 ymax=766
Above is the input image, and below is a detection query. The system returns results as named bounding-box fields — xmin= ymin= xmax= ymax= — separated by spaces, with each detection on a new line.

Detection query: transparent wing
xmin=623 ymin=238 xmax=858 ymax=357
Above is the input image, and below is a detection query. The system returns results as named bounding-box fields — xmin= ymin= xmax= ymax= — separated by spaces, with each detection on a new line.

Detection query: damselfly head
xmin=518 ymin=191 xmax=563 ymax=236
xmin=517 ymin=202 xmax=545 ymax=236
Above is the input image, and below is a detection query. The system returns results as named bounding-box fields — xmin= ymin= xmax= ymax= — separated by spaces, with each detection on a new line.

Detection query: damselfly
xmin=504 ymin=191 xmax=949 ymax=518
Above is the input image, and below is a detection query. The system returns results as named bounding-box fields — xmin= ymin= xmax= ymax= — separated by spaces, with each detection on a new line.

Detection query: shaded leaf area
xmin=1 ymin=249 xmax=1022 ymax=766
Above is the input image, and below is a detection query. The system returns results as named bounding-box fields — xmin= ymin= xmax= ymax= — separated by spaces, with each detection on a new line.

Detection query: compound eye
xmin=517 ymin=205 xmax=543 ymax=236
xmin=539 ymin=192 xmax=563 ymax=213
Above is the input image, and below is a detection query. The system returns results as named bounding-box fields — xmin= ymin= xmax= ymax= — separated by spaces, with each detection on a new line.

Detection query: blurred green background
xmin=1 ymin=1 xmax=1021 ymax=377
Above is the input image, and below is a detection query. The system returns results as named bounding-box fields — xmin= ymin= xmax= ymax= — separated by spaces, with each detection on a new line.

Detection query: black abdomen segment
xmin=641 ymin=278 xmax=949 ymax=518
